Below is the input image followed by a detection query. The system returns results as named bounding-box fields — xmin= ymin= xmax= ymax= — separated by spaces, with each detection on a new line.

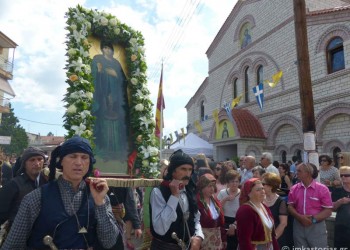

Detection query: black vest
xmin=10 ymin=173 xmax=45 ymax=224
xmin=150 ymin=185 xmax=196 ymax=244
xmin=27 ymin=181 xmax=97 ymax=249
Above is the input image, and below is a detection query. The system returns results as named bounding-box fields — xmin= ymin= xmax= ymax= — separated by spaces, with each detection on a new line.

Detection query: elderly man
xmin=240 ymin=155 xmax=255 ymax=185
xmin=2 ymin=136 xmax=119 ymax=249
xmin=288 ymin=163 xmax=333 ymax=248
xmin=150 ymin=149 xmax=204 ymax=250
xmin=0 ymin=147 xmax=47 ymax=227
xmin=260 ymin=152 xmax=279 ymax=175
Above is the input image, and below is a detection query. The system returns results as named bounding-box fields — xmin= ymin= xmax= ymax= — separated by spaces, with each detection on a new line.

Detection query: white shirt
xmin=150 ymin=187 xmax=204 ymax=239
xmin=266 ymin=164 xmax=280 ymax=176
xmin=217 ymin=188 xmax=240 ymax=218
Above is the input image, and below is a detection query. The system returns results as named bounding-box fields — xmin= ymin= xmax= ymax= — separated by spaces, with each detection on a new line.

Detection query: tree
xmin=47 ymin=132 xmax=54 ymax=136
xmin=0 ymin=104 xmax=28 ymax=155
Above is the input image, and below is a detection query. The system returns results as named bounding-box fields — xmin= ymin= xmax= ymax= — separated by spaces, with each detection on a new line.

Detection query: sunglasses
xmin=338 ymin=156 xmax=344 ymax=159
xmin=340 ymin=174 xmax=350 ymax=178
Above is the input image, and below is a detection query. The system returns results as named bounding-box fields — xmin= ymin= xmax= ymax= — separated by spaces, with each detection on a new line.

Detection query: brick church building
xmin=185 ymin=0 xmax=350 ymax=162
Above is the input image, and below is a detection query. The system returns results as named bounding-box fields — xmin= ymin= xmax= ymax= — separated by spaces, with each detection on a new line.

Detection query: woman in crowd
xmin=262 ymin=173 xmax=290 ymax=248
xmin=319 ymin=154 xmax=341 ymax=190
xmin=337 ymin=152 xmax=350 ymax=168
xmin=331 ymin=166 xmax=350 ymax=248
xmin=217 ymin=170 xmax=240 ymax=250
xmin=252 ymin=166 xmax=266 ymax=179
xmin=224 ymin=160 xmax=237 ymax=171
xmin=215 ymin=163 xmax=230 ymax=197
xmin=278 ymin=163 xmax=292 ymax=198
xmin=197 ymin=173 xmax=225 ymax=250
xmin=236 ymin=178 xmax=279 ymax=250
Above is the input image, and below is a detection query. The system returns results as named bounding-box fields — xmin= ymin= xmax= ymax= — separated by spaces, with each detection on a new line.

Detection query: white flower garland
xmin=64 ymin=5 xmax=160 ymax=178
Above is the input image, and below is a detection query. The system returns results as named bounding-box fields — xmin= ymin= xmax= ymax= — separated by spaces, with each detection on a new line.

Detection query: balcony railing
xmin=0 ymin=98 xmax=10 ymax=113
xmin=0 ymin=55 xmax=14 ymax=74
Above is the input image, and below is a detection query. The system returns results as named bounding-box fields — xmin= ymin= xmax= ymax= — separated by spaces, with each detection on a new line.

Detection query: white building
xmin=186 ymin=0 xmax=350 ymax=163
xmin=0 ymin=31 xmax=16 ymax=117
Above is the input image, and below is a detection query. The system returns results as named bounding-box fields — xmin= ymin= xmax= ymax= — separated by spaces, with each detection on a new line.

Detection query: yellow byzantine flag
xmin=155 ymin=65 xmax=165 ymax=138
xmin=194 ymin=120 xmax=203 ymax=135
xmin=265 ymin=70 xmax=283 ymax=88
xmin=231 ymin=94 xmax=243 ymax=108
xmin=181 ymin=128 xmax=185 ymax=144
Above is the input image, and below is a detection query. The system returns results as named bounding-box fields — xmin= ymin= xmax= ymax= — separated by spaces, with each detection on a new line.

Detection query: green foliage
xmin=0 ymin=104 xmax=28 ymax=155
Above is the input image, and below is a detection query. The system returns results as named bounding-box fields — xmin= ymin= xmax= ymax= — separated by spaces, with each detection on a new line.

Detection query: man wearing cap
xmin=2 ymin=136 xmax=119 ymax=249
xmin=0 ymin=146 xmax=47 ymax=227
xmin=150 ymin=149 xmax=204 ymax=250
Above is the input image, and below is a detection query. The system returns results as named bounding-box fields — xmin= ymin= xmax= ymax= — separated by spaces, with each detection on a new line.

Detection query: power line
xmin=148 ymin=0 xmax=204 ymax=81
xmin=18 ymin=117 xmax=63 ymax=126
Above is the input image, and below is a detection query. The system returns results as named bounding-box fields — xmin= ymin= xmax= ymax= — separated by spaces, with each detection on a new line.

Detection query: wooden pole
xmin=293 ymin=0 xmax=318 ymax=170
xmin=293 ymin=0 xmax=315 ymax=132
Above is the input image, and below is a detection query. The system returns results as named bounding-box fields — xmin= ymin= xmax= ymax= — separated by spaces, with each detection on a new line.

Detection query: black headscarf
xmin=164 ymin=149 xmax=194 ymax=181
xmin=17 ymin=147 xmax=46 ymax=175
xmin=49 ymin=136 xmax=96 ymax=181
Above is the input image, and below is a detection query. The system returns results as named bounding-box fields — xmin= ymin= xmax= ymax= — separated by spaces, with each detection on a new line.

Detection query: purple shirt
xmin=288 ymin=180 xmax=333 ymax=215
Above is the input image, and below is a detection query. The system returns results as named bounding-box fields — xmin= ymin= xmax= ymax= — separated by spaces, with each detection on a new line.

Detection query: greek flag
xmin=223 ymin=102 xmax=235 ymax=124
xmin=253 ymin=83 xmax=264 ymax=111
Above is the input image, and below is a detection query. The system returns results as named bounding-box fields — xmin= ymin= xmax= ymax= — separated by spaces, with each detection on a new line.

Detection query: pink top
xmin=287 ymin=180 xmax=333 ymax=215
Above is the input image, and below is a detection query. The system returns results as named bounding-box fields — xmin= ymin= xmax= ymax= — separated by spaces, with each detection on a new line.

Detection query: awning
xmin=0 ymin=78 xmax=15 ymax=97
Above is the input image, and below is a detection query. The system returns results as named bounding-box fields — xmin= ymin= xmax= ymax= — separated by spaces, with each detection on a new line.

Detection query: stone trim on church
xmin=186 ymin=0 xmax=350 ymax=163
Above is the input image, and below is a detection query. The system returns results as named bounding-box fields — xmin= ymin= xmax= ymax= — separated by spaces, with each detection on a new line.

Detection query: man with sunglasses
xmin=331 ymin=166 xmax=350 ymax=248
xmin=150 ymin=149 xmax=203 ymax=250
xmin=287 ymin=163 xmax=333 ymax=248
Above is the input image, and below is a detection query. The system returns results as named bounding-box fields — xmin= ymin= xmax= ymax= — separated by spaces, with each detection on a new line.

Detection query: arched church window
xmin=200 ymin=100 xmax=205 ymax=121
xmin=257 ymin=65 xmax=263 ymax=85
xmin=233 ymin=78 xmax=238 ymax=99
xmin=327 ymin=37 xmax=345 ymax=74
xmin=244 ymin=67 xmax=249 ymax=103
xmin=281 ymin=150 xmax=287 ymax=163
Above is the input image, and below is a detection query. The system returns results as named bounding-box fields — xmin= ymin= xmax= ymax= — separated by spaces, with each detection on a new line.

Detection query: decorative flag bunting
xmin=253 ymin=83 xmax=264 ymax=111
xmin=194 ymin=120 xmax=203 ymax=134
xmin=155 ymin=64 xmax=165 ymax=139
xmin=231 ymin=93 xmax=243 ymax=108
xmin=181 ymin=128 xmax=185 ymax=144
xmin=224 ymin=102 xmax=235 ymax=125
xmin=212 ymin=109 xmax=219 ymax=138
xmin=264 ymin=70 xmax=283 ymax=88
xmin=174 ymin=131 xmax=179 ymax=141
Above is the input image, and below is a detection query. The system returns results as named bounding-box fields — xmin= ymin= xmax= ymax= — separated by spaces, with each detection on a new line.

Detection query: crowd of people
xmin=0 ymin=142 xmax=350 ymax=249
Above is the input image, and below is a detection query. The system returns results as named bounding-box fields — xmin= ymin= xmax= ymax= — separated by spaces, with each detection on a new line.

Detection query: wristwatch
xmin=311 ymin=216 xmax=317 ymax=224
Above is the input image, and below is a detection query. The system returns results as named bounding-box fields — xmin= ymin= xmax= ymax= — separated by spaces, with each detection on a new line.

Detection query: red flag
xmin=155 ymin=65 xmax=165 ymax=138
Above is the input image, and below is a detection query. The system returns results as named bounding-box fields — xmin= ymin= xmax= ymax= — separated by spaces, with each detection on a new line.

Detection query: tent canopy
xmin=170 ymin=133 xmax=213 ymax=157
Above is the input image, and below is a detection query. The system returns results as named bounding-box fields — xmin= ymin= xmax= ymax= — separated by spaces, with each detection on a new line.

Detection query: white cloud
xmin=0 ymin=0 xmax=237 ymax=137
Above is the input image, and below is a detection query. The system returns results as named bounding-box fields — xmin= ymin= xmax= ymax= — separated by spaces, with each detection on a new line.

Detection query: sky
xmin=0 ymin=0 xmax=238 ymax=138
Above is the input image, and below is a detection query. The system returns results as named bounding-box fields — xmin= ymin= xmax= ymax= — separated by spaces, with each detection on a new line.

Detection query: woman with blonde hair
xmin=236 ymin=178 xmax=279 ymax=250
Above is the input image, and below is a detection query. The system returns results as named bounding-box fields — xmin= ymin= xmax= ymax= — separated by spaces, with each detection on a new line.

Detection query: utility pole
xmin=293 ymin=0 xmax=318 ymax=168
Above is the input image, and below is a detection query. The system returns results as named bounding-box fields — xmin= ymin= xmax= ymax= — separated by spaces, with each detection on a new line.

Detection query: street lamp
xmin=166 ymin=137 xmax=171 ymax=149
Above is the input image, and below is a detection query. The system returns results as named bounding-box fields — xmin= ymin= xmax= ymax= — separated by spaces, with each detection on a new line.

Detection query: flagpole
xmin=159 ymin=62 xmax=164 ymax=159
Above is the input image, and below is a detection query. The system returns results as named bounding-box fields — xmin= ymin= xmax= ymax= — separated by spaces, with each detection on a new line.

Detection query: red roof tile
xmin=231 ymin=109 xmax=266 ymax=139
